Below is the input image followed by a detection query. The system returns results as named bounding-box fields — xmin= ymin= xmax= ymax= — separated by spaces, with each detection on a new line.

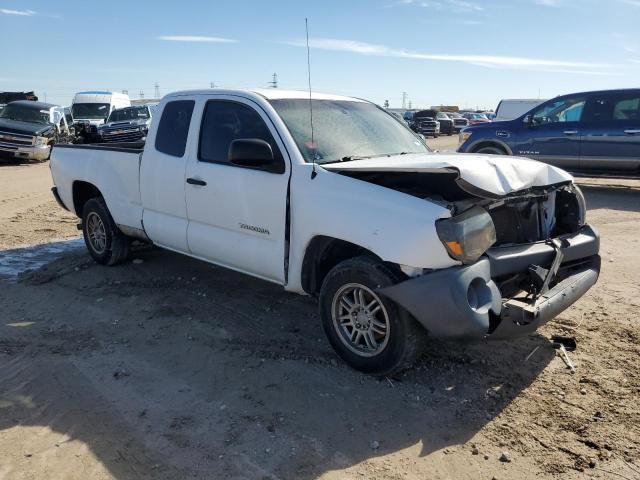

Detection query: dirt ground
xmin=0 ymin=153 xmax=639 ymax=480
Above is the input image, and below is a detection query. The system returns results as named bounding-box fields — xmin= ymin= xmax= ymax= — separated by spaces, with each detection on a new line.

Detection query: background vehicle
xmin=72 ymin=91 xmax=131 ymax=143
xmin=63 ymin=107 xmax=76 ymax=137
xmin=462 ymin=112 xmax=490 ymax=125
xmin=495 ymin=99 xmax=546 ymax=122
xmin=0 ymin=100 xmax=72 ymax=162
xmin=50 ymin=89 xmax=599 ymax=375
xmin=458 ymin=88 xmax=640 ymax=173
xmin=99 ymin=105 xmax=154 ymax=143
xmin=436 ymin=111 xmax=455 ymax=135
xmin=411 ymin=110 xmax=440 ymax=137
xmin=446 ymin=112 xmax=469 ymax=132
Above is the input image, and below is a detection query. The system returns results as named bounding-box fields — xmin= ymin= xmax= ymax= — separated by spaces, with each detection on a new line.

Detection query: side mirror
xmin=229 ymin=138 xmax=282 ymax=173
xmin=523 ymin=114 xmax=533 ymax=126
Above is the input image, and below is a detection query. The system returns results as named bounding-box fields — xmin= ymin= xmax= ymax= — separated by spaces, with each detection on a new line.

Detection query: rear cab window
xmin=155 ymin=100 xmax=195 ymax=157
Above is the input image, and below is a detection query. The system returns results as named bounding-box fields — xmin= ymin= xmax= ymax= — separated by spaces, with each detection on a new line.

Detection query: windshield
xmin=269 ymin=100 xmax=429 ymax=164
xmin=0 ymin=104 xmax=51 ymax=124
xmin=72 ymin=103 xmax=110 ymax=119
xmin=108 ymin=106 xmax=150 ymax=123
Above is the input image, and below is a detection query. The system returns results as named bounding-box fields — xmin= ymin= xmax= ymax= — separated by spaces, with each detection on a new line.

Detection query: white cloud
xmin=0 ymin=8 xmax=37 ymax=16
xmin=157 ymin=35 xmax=237 ymax=43
xmin=289 ymin=37 xmax=612 ymax=73
xmin=400 ymin=0 xmax=483 ymax=12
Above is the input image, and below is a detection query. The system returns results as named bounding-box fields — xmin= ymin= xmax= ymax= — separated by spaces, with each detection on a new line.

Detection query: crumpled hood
xmin=322 ymin=152 xmax=573 ymax=198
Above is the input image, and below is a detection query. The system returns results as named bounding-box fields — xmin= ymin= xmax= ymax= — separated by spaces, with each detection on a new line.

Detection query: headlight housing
xmin=436 ymin=206 xmax=496 ymax=264
xmin=34 ymin=136 xmax=49 ymax=146
xmin=459 ymin=129 xmax=472 ymax=143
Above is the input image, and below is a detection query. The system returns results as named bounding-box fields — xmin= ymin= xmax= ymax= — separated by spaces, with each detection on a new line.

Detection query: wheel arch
xmin=467 ymin=139 xmax=513 ymax=155
xmin=72 ymin=181 xmax=103 ymax=217
xmin=301 ymin=236 xmax=384 ymax=296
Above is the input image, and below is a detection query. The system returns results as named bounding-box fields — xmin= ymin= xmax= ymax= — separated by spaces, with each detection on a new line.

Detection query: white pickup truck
xmin=50 ymin=89 xmax=601 ymax=375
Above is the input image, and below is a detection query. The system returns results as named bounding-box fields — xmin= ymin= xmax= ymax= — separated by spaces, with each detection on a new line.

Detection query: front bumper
xmin=380 ymin=225 xmax=600 ymax=340
xmin=0 ymin=144 xmax=50 ymax=161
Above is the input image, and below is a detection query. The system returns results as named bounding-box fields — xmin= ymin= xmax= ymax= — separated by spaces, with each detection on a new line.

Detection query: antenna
xmin=306 ymin=18 xmax=317 ymax=179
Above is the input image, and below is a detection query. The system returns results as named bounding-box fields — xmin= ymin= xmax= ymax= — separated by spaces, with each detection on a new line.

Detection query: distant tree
xmin=384 ymin=99 xmax=390 ymax=108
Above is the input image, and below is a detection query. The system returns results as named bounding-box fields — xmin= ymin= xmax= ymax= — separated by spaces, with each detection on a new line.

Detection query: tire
xmin=319 ymin=256 xmax=424 ymax=376
xmin=82 ymin=197 xmax=130 ymax=265
xmin=475 ymin=146 xmax=506 ymax=155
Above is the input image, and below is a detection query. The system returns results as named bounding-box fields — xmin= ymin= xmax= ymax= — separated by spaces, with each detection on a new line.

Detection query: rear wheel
xmin=82 ymin=197 xmax=130 ymax=265
xmin=319 ymin=256 xmax=423 ymax=376
xmin=475 ymin=146 xmax=506 ymax=155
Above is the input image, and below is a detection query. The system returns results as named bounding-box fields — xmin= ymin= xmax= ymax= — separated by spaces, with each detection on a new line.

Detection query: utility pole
xmin=210 ymin=82 xmax=216 ymax=89
xmin=154 ymin=82 xmax=160 ymax=99
xmin=401 ymin=92 xmax=408 ymax=109
xmin=268 ymin=73 xmax=278 ymax=88
xmin=408 ymin=100 xmax=412 ymax=109
xmin=139 ymin=90 xmax=144 ymax=100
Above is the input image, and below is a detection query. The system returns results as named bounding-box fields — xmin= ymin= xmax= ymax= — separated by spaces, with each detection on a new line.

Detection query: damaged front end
xmin=341 ymin=168 xmax=600 ymax=340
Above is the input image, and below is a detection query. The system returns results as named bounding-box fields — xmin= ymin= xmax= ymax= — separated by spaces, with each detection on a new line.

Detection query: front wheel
xmin=475 ymin=146 xmax=506 ymax=155
xmin=319 ymin=257 xmax=423 ymax=376
xmin=82 ymin=197 xmax=130 ymax=265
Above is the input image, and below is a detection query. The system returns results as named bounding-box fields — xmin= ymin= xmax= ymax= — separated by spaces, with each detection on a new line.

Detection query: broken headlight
xmin=436 ymin=206 xmax=496 ymax=264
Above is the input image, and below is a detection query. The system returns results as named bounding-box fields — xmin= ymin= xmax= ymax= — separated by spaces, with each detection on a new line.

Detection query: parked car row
xmin=402 ymin=109 xmax=469 ymax=137
xmin=458 ymin=88 xmax=640 ymax=173
xmin=0 ymin=89 xmax=160 ymax=162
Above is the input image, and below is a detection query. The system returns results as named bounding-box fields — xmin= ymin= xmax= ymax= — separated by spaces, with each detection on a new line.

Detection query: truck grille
xmin=101 ymin=128 xmax=144 ymax=143
xmin=418 ymin=120 xmax=437 ymax=130
xmin=0 ymin=130 xmax=34 ymax=150
xmin=453 ymin=119 xmax=468 ymax=126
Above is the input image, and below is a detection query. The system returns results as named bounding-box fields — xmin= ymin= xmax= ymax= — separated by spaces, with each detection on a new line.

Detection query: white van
xmin=72 ymin=91 xmax=131 ymax=142
xmin=72 ymin=91 xmax=131 ymax=127
xmin=494 ymin=99 xmax=546 ymax=122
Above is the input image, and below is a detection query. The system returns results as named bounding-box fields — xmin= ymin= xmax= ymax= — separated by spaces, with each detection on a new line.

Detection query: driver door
xmin=184 ymin=97 xmax=290 ymax=283
xmin=514 ymin=96 xmax=585 ymax=169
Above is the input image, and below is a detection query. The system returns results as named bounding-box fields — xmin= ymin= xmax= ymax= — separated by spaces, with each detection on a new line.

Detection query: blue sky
xmin=1 ymin=0 xmax=639 ymax=109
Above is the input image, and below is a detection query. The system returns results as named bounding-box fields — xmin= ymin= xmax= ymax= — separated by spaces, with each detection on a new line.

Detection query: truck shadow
xmin=581 ymin=183 xmax=640 ymax=213
xmin=0 ymin=247 xmax=556 ymax=479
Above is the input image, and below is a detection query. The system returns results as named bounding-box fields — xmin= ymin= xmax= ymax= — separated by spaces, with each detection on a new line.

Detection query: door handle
xmin=186 ymin=178 xmax=207 ymax=186
xmin=624 ymin=129 xmax=640 ymax=135
xmin=563 ymin=130 xmax=579 ymax=135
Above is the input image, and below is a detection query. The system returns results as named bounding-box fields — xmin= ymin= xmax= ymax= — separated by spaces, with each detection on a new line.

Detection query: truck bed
xmin=50 ymin=141 xmax=144 ymax=232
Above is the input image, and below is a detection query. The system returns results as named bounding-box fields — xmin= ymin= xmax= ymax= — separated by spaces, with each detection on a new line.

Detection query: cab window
xmin=584 ymin=93 xmax=640 ymax=122
xmin=198 ymin=100 xmax=284 ymax=172
xmin=532 ymin=97 xmax=585 ymax=125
